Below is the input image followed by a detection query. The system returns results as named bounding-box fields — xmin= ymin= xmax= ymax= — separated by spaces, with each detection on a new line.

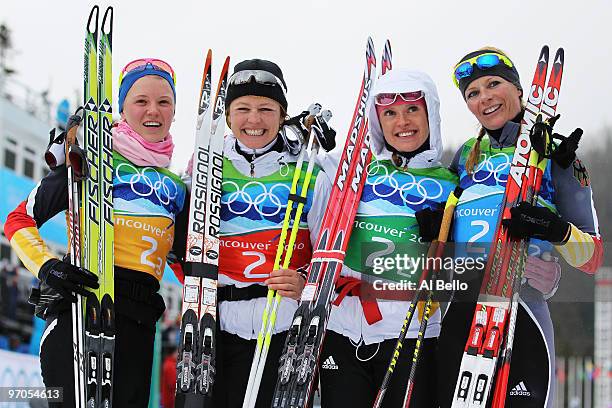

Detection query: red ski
xmin=451 ymin=46 xmax=564 ymax=408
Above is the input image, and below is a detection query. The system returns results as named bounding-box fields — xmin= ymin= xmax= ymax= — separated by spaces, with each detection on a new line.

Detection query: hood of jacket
xmin=367 ymin=69 xmax=443 ymax=168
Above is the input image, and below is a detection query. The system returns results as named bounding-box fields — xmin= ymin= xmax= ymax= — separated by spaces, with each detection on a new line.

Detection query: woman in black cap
xmin=183 ymin=58 xmax=331 ymax=407
xmin=438 ymin=47 xmax=603 ymax=407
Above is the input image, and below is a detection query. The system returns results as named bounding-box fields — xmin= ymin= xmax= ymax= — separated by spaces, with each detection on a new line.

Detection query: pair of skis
xmin=451 ymin=46 xmax=564 ymax=407
xmin=65 ymin=5 xmax=114 ymax=407
xmin=270 ymin=37 xmax=390 ymax=408
xmin=175 ymin=50 xmax=229 ymax=407
xmin=242 ymin=104 xmax=334 ymax=408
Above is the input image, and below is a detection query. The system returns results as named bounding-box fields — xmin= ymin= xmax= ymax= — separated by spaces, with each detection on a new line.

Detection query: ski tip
xmin=101 ymin=7 xmax=113 ymax=35
xmin=554 ymin=48 xmax=564 ymax=65
xmin=366 ymin=37 xmax=376 ymax=71
xmin=222 ymin=55 xmax=231 ymax=74
xmin=366 ymin=36 xmax=376 ymax=57
xmin=204 ymin=49 xmax=213 ymax=73
xmin=87 ymin=5 xmax=100 ymax=33
xmin=381 ymin=40 xmax=393 ymax=76
xmin=203 ymin=51 xmax=213 ymax=78
xmin=384 ymin=39 xmax=392 ymax=56
xmin=539 ymin=45 xmax=550 ymax=62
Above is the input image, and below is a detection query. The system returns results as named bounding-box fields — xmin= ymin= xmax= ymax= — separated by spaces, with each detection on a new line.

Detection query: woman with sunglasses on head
xmin=316 ymin=69 xmax=458 ymax=408
xmin=4 ymin=58 xmax=187 ymax=407
xmin=437 ymin=47 xmax=603 ymax=407
xmin=180 ymin=58 xmax=331 ymax=407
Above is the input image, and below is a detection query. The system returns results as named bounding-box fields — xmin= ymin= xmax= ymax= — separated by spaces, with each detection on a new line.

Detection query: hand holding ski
xmin=451 ymin=46 xmax=565 ymax=408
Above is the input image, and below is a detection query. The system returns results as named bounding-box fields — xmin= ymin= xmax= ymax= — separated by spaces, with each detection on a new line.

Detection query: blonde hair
xmin=465 ymin=127 xmax=486 ymax=175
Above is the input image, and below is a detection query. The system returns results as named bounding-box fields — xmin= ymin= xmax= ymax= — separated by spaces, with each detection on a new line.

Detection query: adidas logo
xmin=509 ymin=381 xmax=531 ymax=397
xmin=321 ymin=356 xmax=338 ymax=370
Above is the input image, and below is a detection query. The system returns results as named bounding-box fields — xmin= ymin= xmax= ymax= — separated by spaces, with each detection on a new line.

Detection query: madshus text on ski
xmin=1 ymin=4 xmax=603 ymax=408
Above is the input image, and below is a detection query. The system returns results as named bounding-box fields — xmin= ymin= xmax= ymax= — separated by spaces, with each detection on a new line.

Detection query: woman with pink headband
xmin=4 ymin=58 xmax=187 ymax=407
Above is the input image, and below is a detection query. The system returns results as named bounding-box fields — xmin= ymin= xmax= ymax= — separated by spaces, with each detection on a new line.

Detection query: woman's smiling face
xmin=120 ymin=75 xmax=175 ymax=142
xmin=228 ymin=95 xmax=284 ymax=149
xmin=464 ymin=75 xmax=522 ymax=130
xmin=378 ymin=103 xmax=429 ymax=153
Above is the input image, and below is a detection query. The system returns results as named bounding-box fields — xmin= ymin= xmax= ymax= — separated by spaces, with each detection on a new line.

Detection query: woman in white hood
xmin=319 ymin=69 xmax=458 ymax=407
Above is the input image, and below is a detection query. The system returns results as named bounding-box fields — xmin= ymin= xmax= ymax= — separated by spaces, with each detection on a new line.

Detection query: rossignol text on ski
xmin=175 ymin=50 xmax=229 ymax=407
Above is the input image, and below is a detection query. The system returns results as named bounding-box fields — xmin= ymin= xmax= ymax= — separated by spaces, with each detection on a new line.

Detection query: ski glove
xmin=415 ymin=204 xmax=445 ymax=242
xmin=550 ymin=128 xmax=583 ymax=169
xmin=529 ymin=113 xmax=583 ymax=169
xmin=524 ymin=255 xmax=561 ymax=298
xmin=310 ymin=110 xmax=336 ymax=152
xmin=37 ymin=258 xmax=99 ymax=302
xmin=502 ymin=202 xmax=571 ymax=243
xmin=283 ymin=105 xmax=336 ymax=152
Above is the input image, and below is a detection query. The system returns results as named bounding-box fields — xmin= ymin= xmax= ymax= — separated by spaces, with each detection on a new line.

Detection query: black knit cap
xmin=455 ymin=49 xmax=522 ymax=99
xmin=225 ymin=59 xmax=288 ymax=111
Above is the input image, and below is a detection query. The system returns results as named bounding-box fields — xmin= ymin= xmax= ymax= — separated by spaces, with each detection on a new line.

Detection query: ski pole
xmin=243 ymin=105 xmax=324 ymax=408
xmin=374 ymin=186 xmax=462 ymax=408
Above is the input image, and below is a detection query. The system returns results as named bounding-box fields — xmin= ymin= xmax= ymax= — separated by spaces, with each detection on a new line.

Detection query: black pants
xmin=437 ymin=302 xmax=550 ymax=407
xmin=214 ymin=329 xmax=287 ymax=408
xmin=319 ymin=331 xmax=437 ymax=408
xmin=40 ymin=307 xmax=157 ymax=407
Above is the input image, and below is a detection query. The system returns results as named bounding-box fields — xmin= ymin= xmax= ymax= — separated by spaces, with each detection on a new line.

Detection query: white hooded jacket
xmin=325 ymin=69 xmax=454 ymax=345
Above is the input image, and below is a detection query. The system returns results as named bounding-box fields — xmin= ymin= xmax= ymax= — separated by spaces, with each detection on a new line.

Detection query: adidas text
xmin=322 ymin=356 xmax=338 ymax=370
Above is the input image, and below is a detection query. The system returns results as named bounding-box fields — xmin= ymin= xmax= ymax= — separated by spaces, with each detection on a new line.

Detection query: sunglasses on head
xmin=453 ymin=52 xmax=514 ymax=87
xmin=228 ymin=70 xmax=287 ymax=94
xmin=374 ymin=91 xmax=424 ymax=106
xmin=119 ymin=58 xmax=176 ymax=86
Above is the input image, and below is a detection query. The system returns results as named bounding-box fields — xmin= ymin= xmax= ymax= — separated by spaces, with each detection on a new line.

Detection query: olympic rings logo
xmin=115 ymin=163 xmax=179 ymax=205
xmin=472 ymin=152 xmax=511 ymax=184
xmin=222 ymin=180 xmax=291 ymax=217
xmin=366 ymin=160 xmax=444 ymax=205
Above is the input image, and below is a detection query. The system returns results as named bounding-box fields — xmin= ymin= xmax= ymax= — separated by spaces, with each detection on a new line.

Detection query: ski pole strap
xmin=218 ymin=284 xmax=269 ymax=302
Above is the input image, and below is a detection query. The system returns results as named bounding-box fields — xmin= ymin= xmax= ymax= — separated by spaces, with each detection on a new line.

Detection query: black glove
xmin=283 ymin=105 xmax=336 ymax=152
xmin=529 ymin=114 xmax=559 ymax=157
xmin=529 ymin=113 xmax=582 ymax=169
xmin=283 ymin=104 xmax=322 ymax=140
xmin=550 ymin=128 xmax=582 ymax=169
xmin=38 ymin=258 xmax=99 ymax=302
xmin=502 ymin=201 xmax=570 ymax=243
xmin=311 ymin=110 xmax=336 ymax=152
xmin=415 ymin=204 xmax=444 ymax=242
